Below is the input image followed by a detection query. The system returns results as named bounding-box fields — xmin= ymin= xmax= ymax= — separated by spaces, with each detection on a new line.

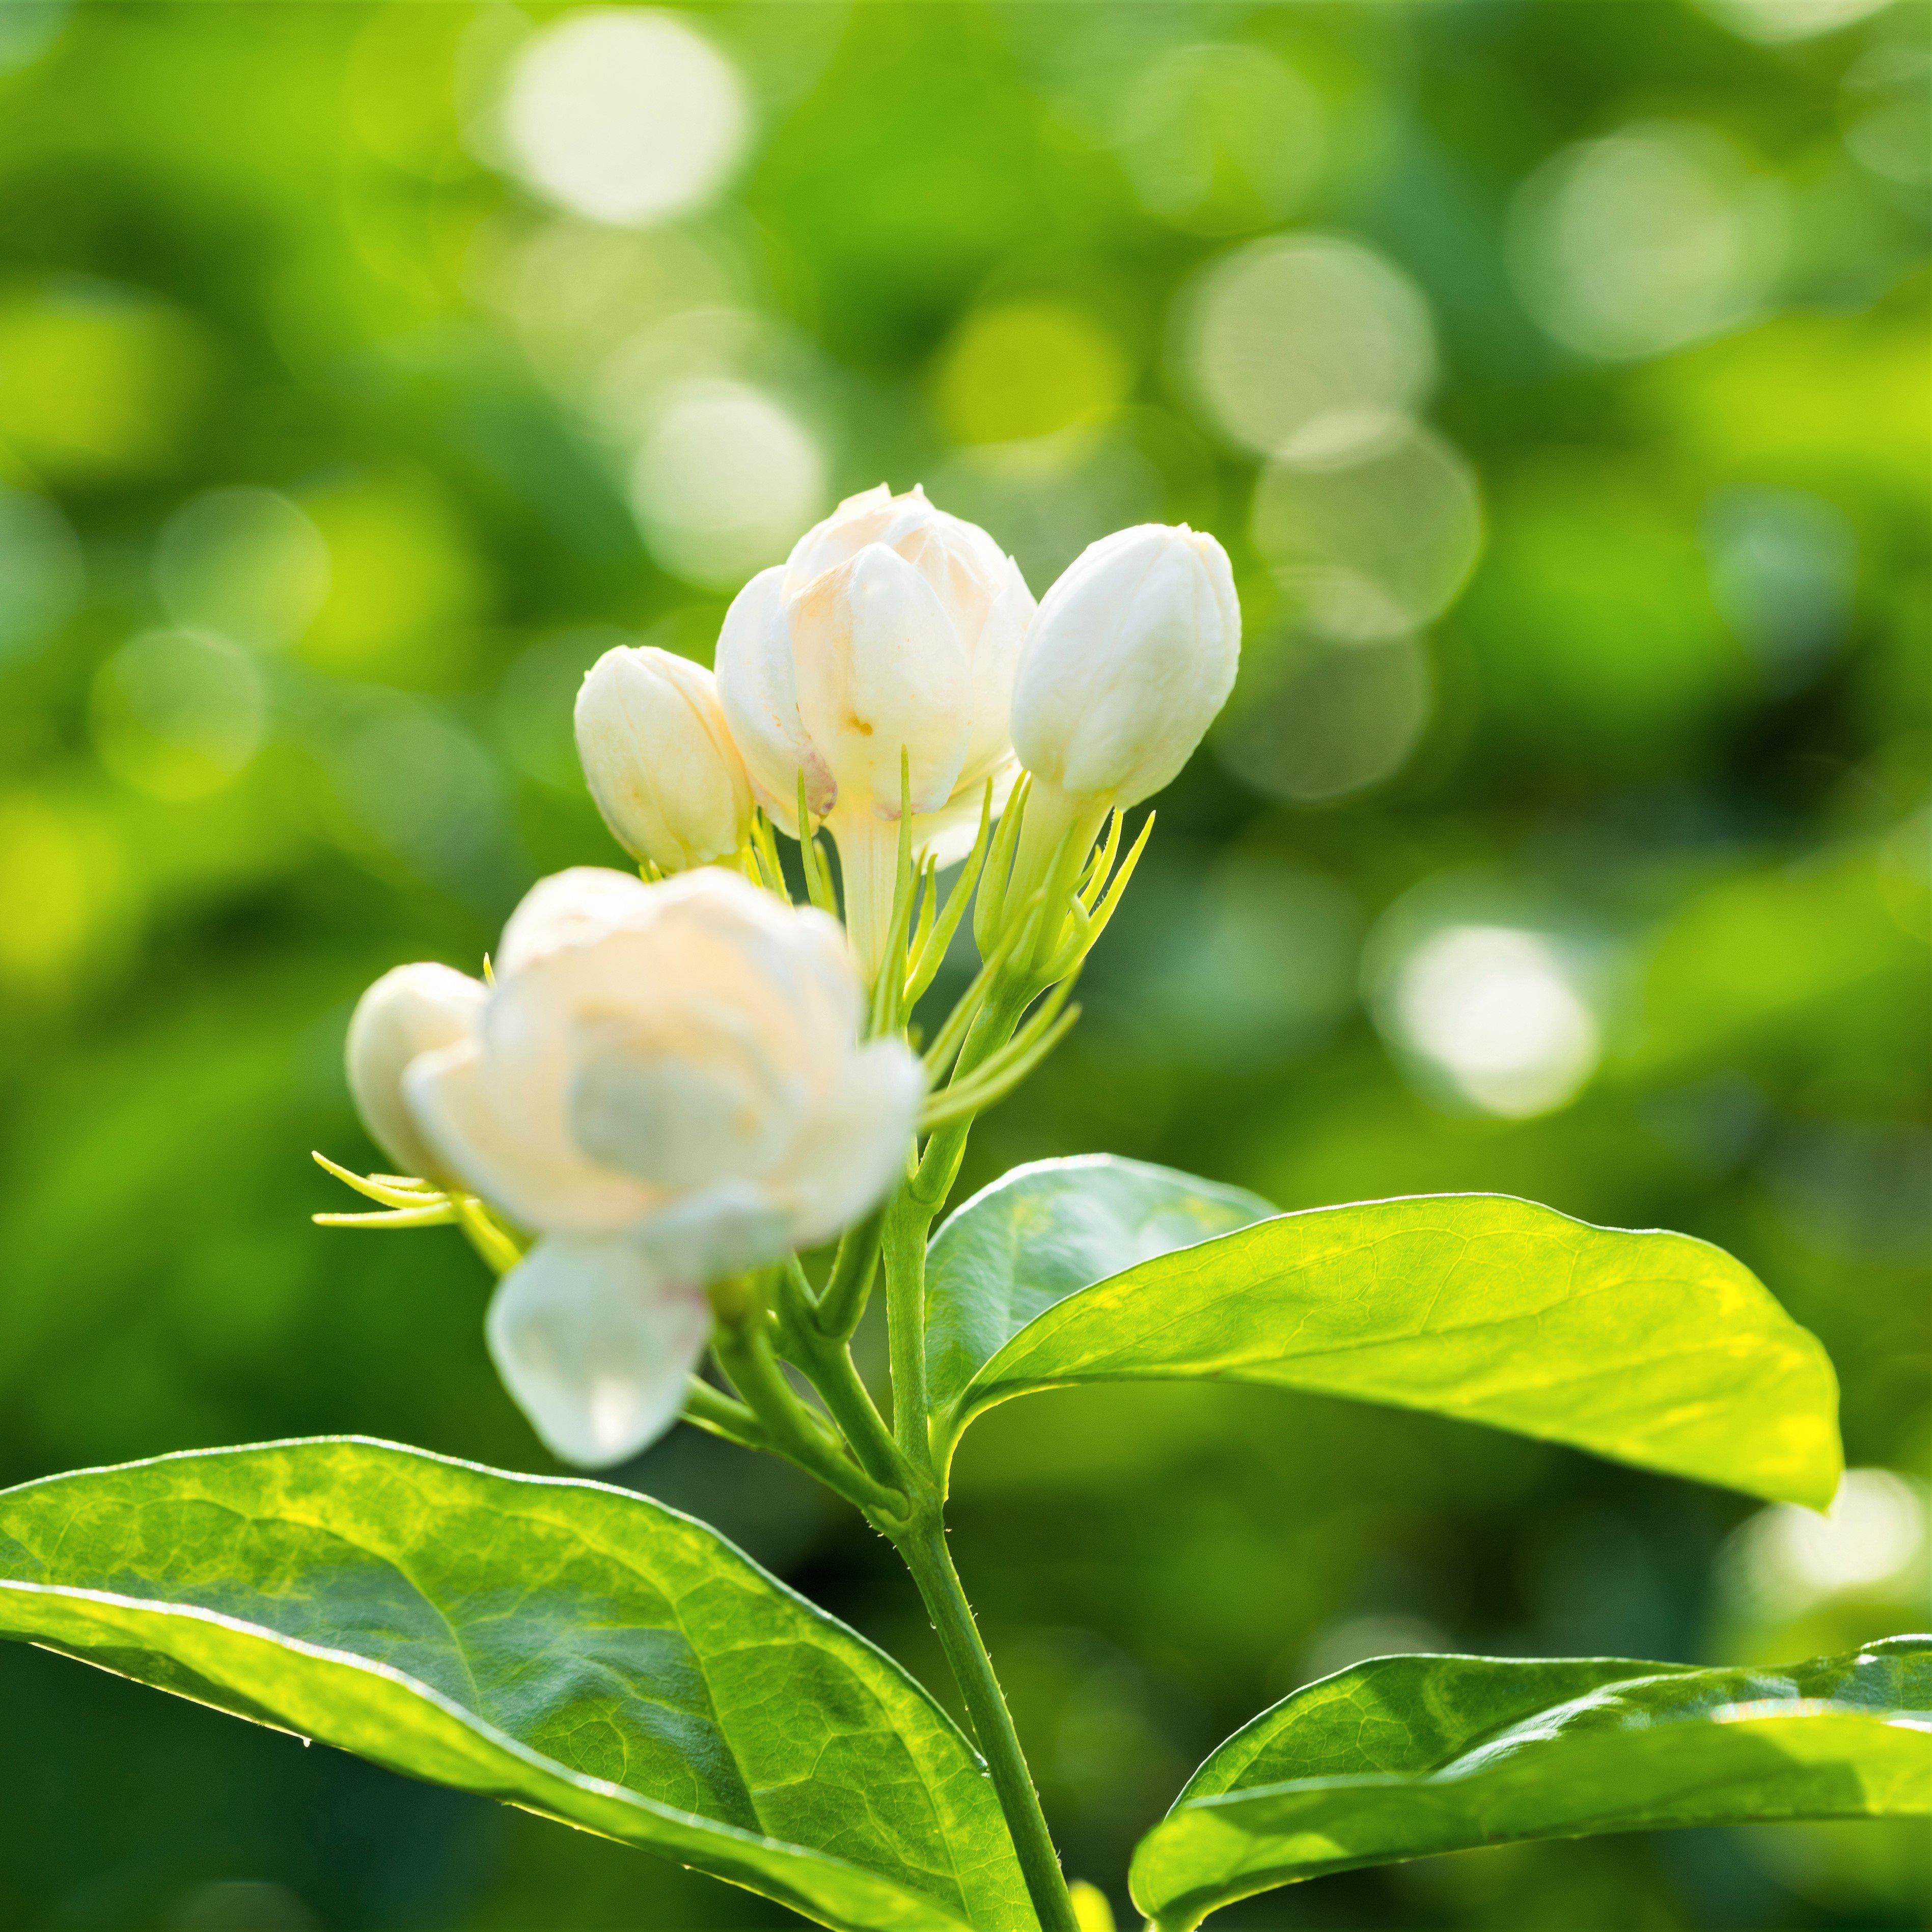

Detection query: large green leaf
xmin=932 ymin=1190 xmax=1840 ymax=1508
xmin=924 ymin=1156 xmax=1273 ymax=1420
xmin=1131 ymin=1638 xmax=1932 ymax=1930
xmin=0 ymin=1438 xmax=1034 ymax=1932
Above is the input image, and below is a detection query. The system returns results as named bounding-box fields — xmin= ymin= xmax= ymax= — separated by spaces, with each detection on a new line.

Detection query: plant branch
xmin=895 ymin=1519 xmax=1079 ymax=1932
xmin=680 ymin=1377 xmax=771 ymax=1453
xmin=785 ymin=1317 xmax=909 ymax=1501
xmin=881 ymin=1187 xmax=934 ymax=1468
xmin=710 ymin=1287 xmax=907 ymax=1522
xmin=816 ymin=1208 xmax=885 ymax=1337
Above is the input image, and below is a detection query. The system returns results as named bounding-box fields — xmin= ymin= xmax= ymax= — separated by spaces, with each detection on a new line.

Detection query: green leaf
xmin=924 ymin=1155 xmax=1273 ymax=1421
xmin=1131 ymin=1638 xmax=1932 ymax=1931
xmin=0 ymin=1438 xmax=1034 ymax=1932
xmin=933 ymin=1190 xmax=1840 ymax=1508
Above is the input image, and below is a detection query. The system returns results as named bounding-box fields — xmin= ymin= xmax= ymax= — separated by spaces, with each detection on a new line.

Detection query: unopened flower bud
xmin=1012 ymin=523 xmax=1240 ymax=810
xmin=716 ymin=484 xmax=1034 ymax=975
xmin=575 ymin=646 xmax=752 ymax=873
xmin=346 ymin=963 xmax=487 ymax=1181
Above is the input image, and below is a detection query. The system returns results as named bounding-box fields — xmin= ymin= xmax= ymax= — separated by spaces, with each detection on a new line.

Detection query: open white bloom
xmin=345 ymin=963 xmax=488 ymax=1181
xmin=715 ymin=484 xmax=1033 ymax=973
xmin=403 ymin=865 xmax=924 ymax=1466
xmin=574 ymin=645 xmax=752 ymax=873
xmin=1012 ymin=523 xmax=1240 ymax=810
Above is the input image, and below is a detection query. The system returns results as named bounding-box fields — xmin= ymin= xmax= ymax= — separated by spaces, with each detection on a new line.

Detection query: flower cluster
xmin=329 ymin=486 xmax=1238 ymax=1467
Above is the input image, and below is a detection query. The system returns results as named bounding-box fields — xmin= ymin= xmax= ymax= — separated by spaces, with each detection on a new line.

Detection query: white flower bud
xmin=574 ymin=645 xmax=752 ymax=872
xmin=345 ymin=963 xmax=487 ymax=1181
xmin=715 ymin=484 xmax=1032 ymax=973
xmin=405 ymin=866 xmax=925 ymax=1460
xmin=1012 ymin=523 xmax=1241 ymax=809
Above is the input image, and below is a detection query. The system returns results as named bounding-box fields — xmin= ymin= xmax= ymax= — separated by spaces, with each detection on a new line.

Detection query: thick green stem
xmin=882 ymin=1191 xmax=933 ymax=1465
xmin=897 ymin=1520 xmax=1079 ymax=1932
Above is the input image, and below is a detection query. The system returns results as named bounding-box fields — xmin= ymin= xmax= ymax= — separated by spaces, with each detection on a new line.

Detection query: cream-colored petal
xmin=957 ymin=555 xmax=1031 ymax=783
xmin=567 ymin=1021 xmax=795 ymax=1191
xmin=405 ymin=1038 xmax=654 ymax=1235
xmin=627 ymin=1178 xmax=793 ymax=1283
xmin=782 ymin=481 xmax=896 ymax=593
xmin=714 ymin=564 xmax=833 ymax=828
xmin=486 ymin=1237 xmax=711 ymax=1467
xmin=909 ymin=755 xmax=1020 ymax=869
xmin=498 ymin=867 xmax=657 ymax=977
xmin=779 ymin=1037 xmax=925 ymax=1251
xmin=790 ymin=543 xmax=971 ymax=815
xmin=574 ymin=647 xmax=750 ymax=871
xmin=346 ymin=962 xmax=487 ymax=1179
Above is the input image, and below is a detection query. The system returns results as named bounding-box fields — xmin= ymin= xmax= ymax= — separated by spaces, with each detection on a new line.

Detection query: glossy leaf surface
xmin=936 ymin=1190 xmax=1839 ymax=1507
xmin=1131 ymin=1639 xmax=1932 ymax=1930
xmin=924 ymin=1155 xmax=1273 ymax=1421
xmin=0 ymin=1439 xmax=1032 ymax=1932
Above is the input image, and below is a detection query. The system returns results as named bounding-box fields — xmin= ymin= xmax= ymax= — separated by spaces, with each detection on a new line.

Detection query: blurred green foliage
xmin=0 ymin=3 xmax=1925 ymax=1928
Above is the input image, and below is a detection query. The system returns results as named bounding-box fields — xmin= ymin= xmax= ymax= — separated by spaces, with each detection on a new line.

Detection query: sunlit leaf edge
xmin=1127 ymin=1640 xmax=1932 ymax=1931
xmin=0 ymin=1437 xmax=1005 ymax=1932
xmin=937 ymin=1191 xmax=1841 ymax=1507
xmin=923 ymin=1152 xmax=1276 ymax=1423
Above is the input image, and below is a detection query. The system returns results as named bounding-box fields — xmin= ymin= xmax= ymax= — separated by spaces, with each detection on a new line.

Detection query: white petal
xmin=573 ymin=647 xmax=750 ymax=871
xmin=790 ymin=543 xmax=972 ymax=816
xmin=783 ymin=481 xmax=896 ymax=592
xmin=346 ymin=963 xmax=487 ymax=1179
xmin=957 ymin=555 xmax=1032 ymax=785
xmin=405 ymin=1038 xmax=655 ymax=1235
xmin=487 ymin=1237 xmax=711 ymax=1467
xmin=568 ymin=1024 xmax=793 ymax=1190
xmin=780 ymin=1037 xmax=925 ymax=1251
xmin=714 ymin=564 xmax=833 ymax=827
xmin=910 ymin=754 xmax=1020 ymax=869
xmin=627 ymin=1178 xmax=793 ymax=1282
xmin=1012 ymin=523 xmax=1239 ymax=807
xmin=498 ymin=867 xmax=657 ymax=976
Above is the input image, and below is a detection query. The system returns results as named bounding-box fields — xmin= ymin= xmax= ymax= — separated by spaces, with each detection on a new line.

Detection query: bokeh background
xmin=0 ymin=2 xmax=1926 ymax=1927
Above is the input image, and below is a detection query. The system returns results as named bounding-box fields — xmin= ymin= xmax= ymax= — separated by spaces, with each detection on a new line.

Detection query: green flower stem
xmin=782 ymin=1304 xmax=909 ymax=1502
xmin=710 ymin=1290 xmax=907 ymax=1522
xmin=879 ymin=981 xmax=1034 ymax=1469
xmin=1005 ymin=783 xmax=1110 ymax=977
xmin=912 ymin=985 xmax=1028 ymax=1213
xmin=815 ymin=1209 xmax=885 ymax=1336
xmin=882 ymin=1189 xmax=935 ymax=1465
xmin=896 ymin=1518 xmax=1080 ymax=1932
xmin=680 ymin=1377 xmax=771 ymax=1453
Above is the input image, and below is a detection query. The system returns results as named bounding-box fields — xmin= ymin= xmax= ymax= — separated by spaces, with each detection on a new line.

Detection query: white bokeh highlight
xmin=504 ymin=9 xmax=749 ymax=227
xmin=1252 ymin=420 xmax=1482 ymax=642
xmin=1508 ymin=121 xmax=1786 ymax=361
xmin=628 ymin=380 xmax=826 ymax=589
xmin=1722 ymin=1470 xmax=1930 ymax=1619
xmin=1384 ymin=924 xmax=1601 ymax=1118
xmin=1176 ymin=234 xmax=1436 ymax=462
